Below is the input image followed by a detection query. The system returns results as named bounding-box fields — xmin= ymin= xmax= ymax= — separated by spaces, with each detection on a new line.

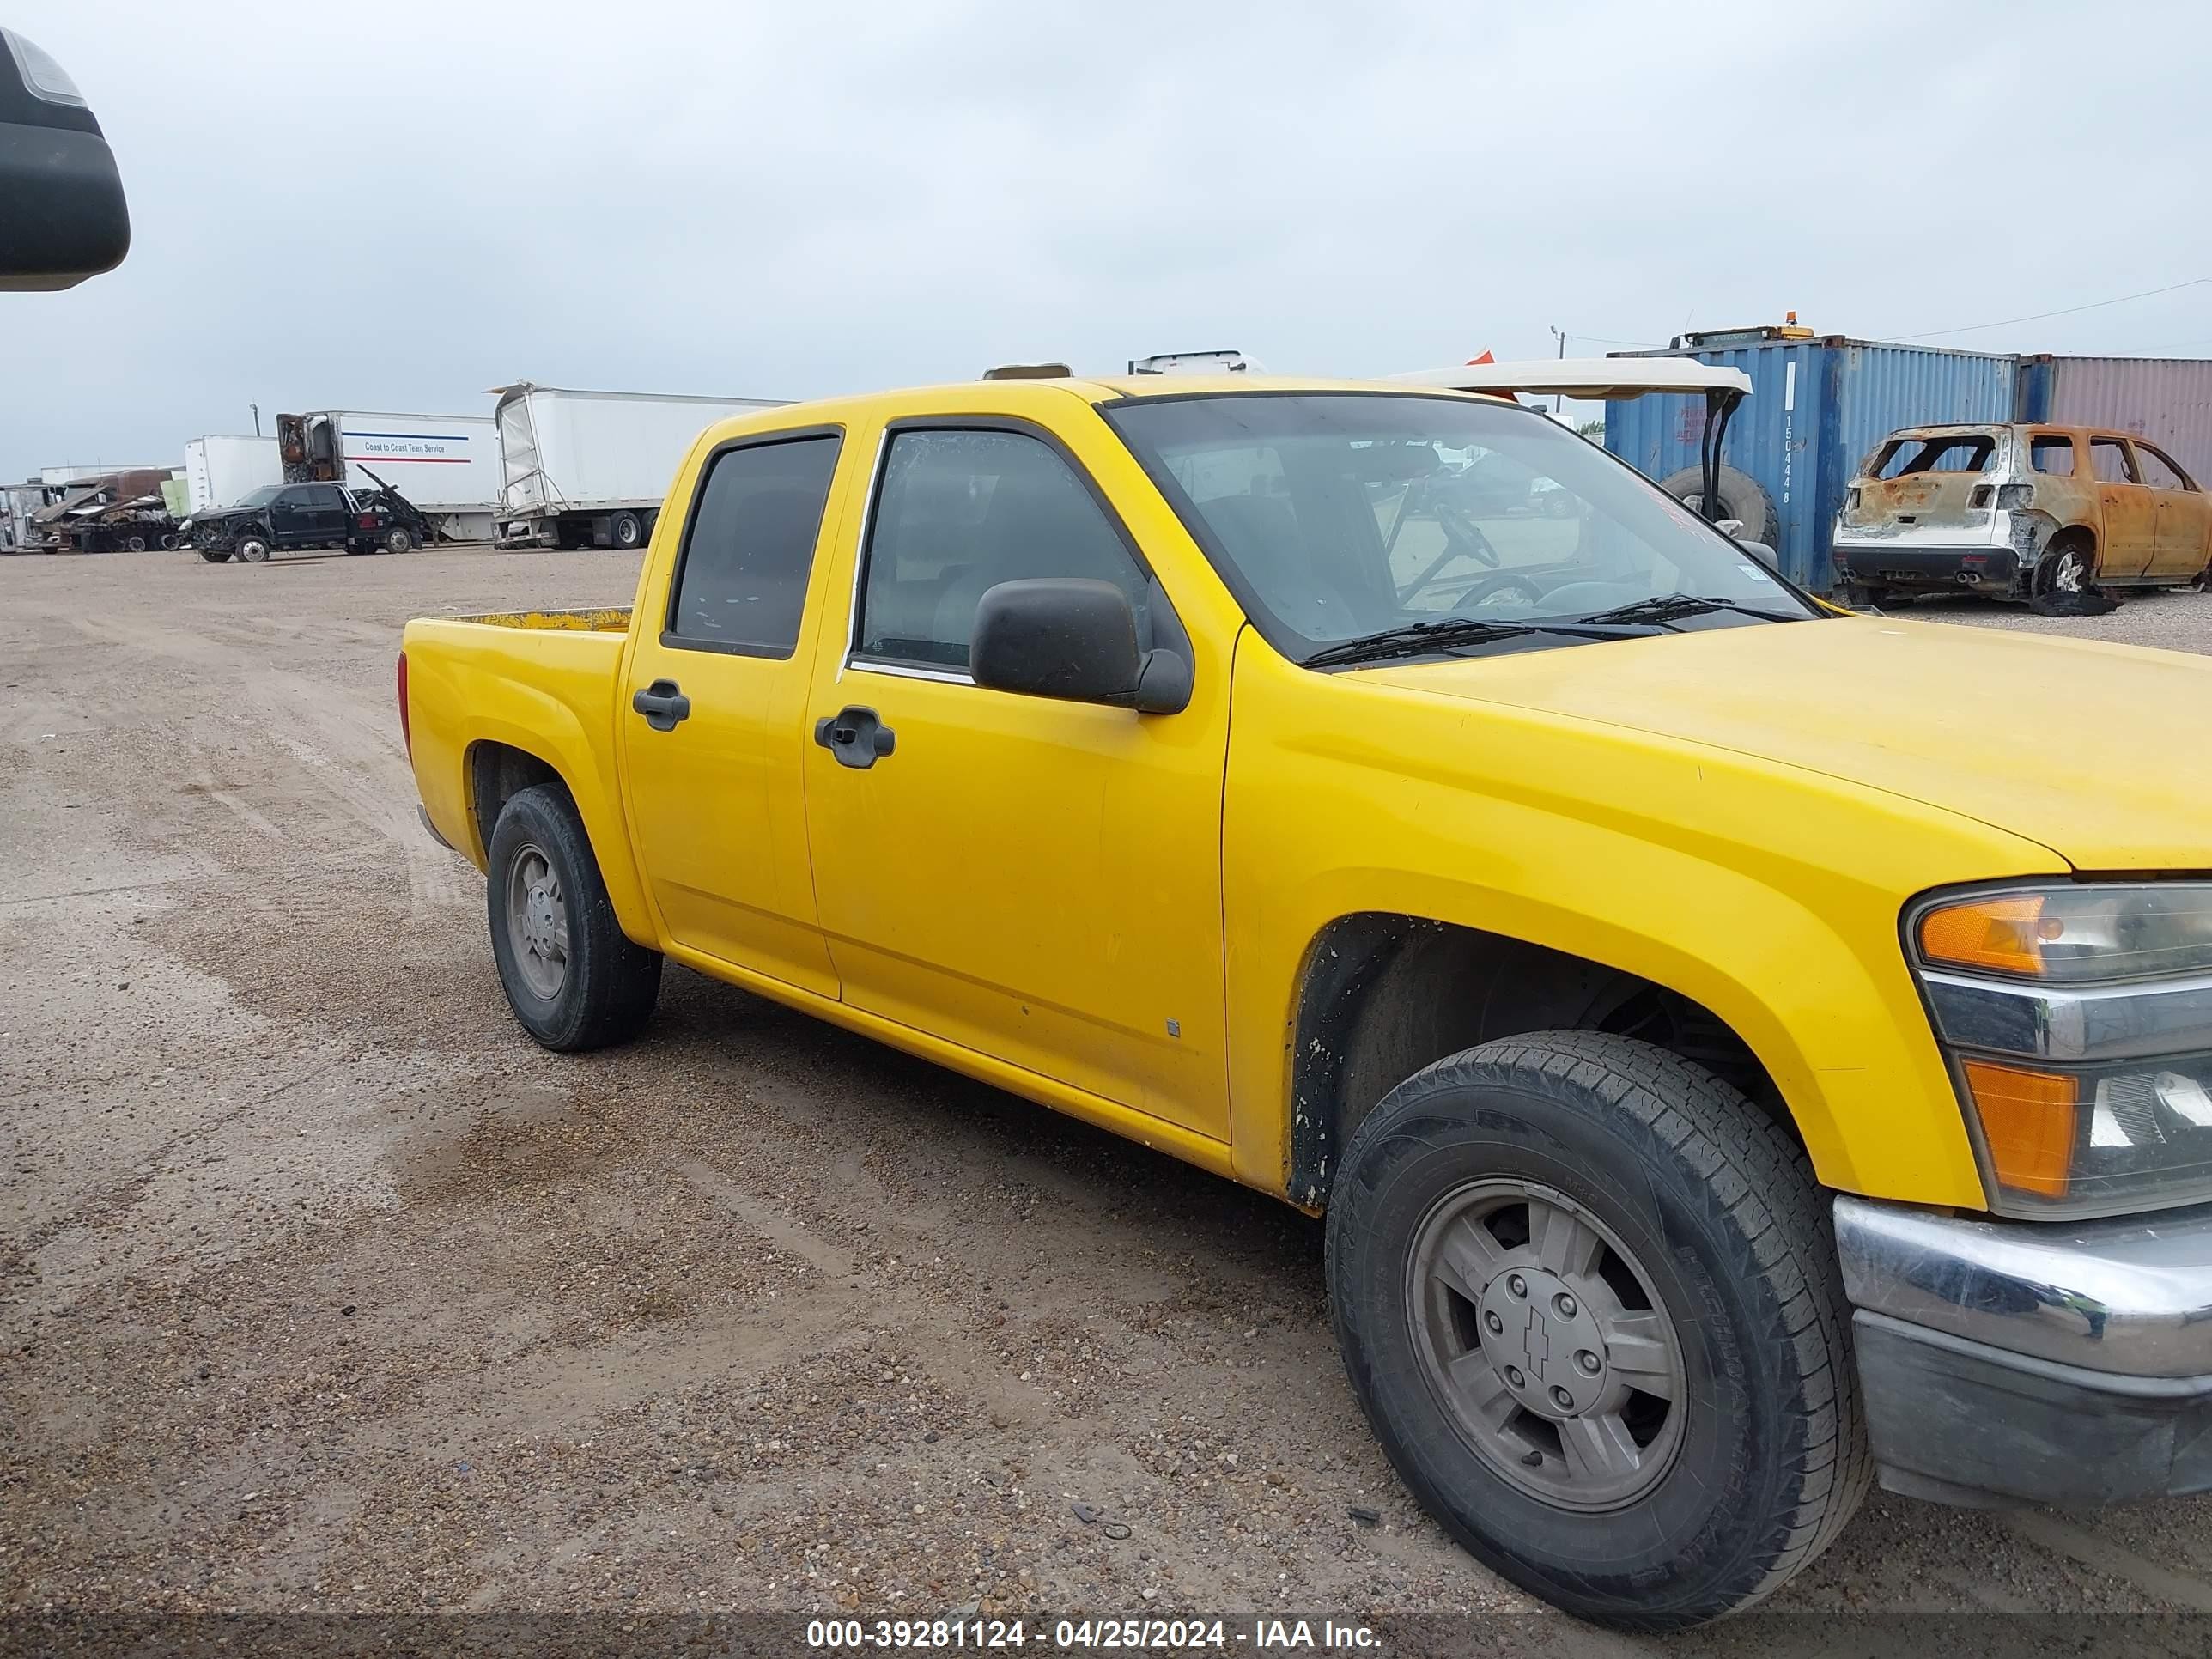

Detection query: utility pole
xmin=250 ymin=403 xmax=261 ymax=436
xmin=1547 ymin=326 xmax=1566 ymax=413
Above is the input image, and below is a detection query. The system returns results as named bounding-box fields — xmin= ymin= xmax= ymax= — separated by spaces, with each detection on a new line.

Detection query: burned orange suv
xmin=1832 ymin=423 xmax=2212 ymax=605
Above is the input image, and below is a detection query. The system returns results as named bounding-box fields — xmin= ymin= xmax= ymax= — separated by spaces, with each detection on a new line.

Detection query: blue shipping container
xmin=1603 ymin=336 xmax=2019 ymax=590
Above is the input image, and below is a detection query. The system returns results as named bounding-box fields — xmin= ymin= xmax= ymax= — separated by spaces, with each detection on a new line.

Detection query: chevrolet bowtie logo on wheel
xmin=1521 ymin=1304 xmax=1552 ymax=1382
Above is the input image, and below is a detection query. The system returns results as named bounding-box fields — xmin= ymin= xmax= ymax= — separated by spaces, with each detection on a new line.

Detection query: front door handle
xmin=631 ymin=678 xmax=691 ymax=732
xmin=813 ymin=705 xmax=896 ymax=769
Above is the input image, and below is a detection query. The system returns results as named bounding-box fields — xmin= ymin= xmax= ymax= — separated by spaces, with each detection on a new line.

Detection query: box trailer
xmin=183 ymin=434 xmax=283 ymax=515
xmin=1604 ymin=328 xmax=2019 ymax=592
xmin=490 ymin=382 xmax=787 ymax=549
xmin=276 ymin=410 xmax=501 ymax=542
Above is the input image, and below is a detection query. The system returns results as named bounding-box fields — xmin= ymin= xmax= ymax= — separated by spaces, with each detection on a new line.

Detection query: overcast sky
xmin=8 ymin=0 xmax=2210 ymax=477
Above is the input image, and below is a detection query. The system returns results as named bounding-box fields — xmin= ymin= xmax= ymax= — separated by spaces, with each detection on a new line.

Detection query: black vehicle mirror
xmin=1 ymin=30 xmax=129 ymax=292
xmin=970 ymin=578 xmax=1191 ymax=715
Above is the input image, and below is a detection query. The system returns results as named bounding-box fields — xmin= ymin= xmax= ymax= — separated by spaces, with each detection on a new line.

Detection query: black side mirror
xmin=970 ymin=579 xmax=1192 ymax=715
xmin=0 ymin=30 xmax=130 ymax=291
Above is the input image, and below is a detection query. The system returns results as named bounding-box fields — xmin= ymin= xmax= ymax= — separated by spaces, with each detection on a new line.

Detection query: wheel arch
xmin=463 ymin=736 xmax=657 ymax=947
xmin=1285 ymin=912 xmax=1813 ymax=1211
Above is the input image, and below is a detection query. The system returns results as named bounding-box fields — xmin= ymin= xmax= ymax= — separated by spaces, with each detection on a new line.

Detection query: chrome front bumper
xmin=1836 ymin=1194 xmax=2212 ymax=1506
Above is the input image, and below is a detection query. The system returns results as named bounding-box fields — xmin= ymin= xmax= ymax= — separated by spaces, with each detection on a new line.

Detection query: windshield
xmin=234 ymin=485 xmax=284 ymax=508
xmin=1105 ymin=393 xmax=1817 ymax=662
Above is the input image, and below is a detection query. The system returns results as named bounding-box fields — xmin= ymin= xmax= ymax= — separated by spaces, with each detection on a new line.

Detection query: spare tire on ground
xmin=1657 ymin=464 xmax=1778 ymax=550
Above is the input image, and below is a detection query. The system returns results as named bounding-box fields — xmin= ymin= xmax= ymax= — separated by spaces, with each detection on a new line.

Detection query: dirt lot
xmin=5 ymin=549 xmax=2212 ymax=1649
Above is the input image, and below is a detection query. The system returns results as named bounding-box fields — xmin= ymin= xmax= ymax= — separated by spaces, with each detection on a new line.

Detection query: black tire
xmin=2033 ymin=532 xmax=2095 ymax=599
xmin=123 ymin=532 xmax=149 ymax=552
xmin=1839 ymin=580 xmax=1894 ymax=610
xmin=1657 ymin=464 xmax=1778 ymax=549
xmin=234 ymin=528 xmax=274 ymax=563
xmin=198 ymin=549 xmax=232 ymax=563
xmin=485 ymin=783 xmax=661 ymax=1051
xmin=383 ymin=526 xmax=416 ymax=554
xmin=1327 ymin=1030 xmax=1868 ymax=1632
xmin=607 ymin=510 xmax=644 ymax=550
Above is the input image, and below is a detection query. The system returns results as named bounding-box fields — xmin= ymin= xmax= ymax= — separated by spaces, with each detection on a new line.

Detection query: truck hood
xmin=1361 ymin=615 xmax=2212 ymax=872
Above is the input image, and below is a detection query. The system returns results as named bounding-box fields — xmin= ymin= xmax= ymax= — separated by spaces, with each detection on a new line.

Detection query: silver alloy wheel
xmin=1407 ymin=1178 xmax=1687 ymax=1512
xmin=2051 ymin=547 xmax=2086 ymax=593
xmin=236 ymin=534 xmax=270 ymax=563
xmin=504 ymin=842 xmax=569 ymax=1001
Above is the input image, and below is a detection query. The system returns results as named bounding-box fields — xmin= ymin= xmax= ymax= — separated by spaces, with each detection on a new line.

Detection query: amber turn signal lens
xmin=1920 ymin=896 xmax=2051 ymax=976
xmin=1960 ymin=1059 xmax=2078 ymax=1199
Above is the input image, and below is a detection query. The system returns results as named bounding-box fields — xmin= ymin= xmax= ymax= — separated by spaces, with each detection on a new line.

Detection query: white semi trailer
xmin=490 ymin=382 xmax=787 ymax=550
xmin=183 ymin=434 xmax=283 ymax=514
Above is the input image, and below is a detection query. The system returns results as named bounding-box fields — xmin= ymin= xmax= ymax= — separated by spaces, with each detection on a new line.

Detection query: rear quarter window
xmin=2029 ymin=434 xmax=2075 ymax=475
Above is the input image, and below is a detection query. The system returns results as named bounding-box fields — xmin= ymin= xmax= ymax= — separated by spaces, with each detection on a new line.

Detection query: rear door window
xmin=2136 ymin=444 xmax=2195 ymax=491
xmin=2091 ymin=438 xmax=2141 ymax=485
xmin=667 ymin=433 xmax=842 ymax=656
xmin=2029 ymin=434 xmax=2075 ymax=475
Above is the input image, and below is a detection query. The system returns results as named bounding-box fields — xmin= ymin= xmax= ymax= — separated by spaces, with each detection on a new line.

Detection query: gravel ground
xmin=3 ymin=549 xmax=2211 ymax=1652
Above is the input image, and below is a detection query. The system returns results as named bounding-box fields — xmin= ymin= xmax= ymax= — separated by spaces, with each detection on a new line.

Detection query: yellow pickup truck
xmin=401 ymin=374 xmax=2212 ymax=1630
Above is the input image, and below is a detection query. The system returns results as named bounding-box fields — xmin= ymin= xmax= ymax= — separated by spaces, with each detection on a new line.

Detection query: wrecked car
xmin=1832 ymin=422 xmax=2212 ymax=605
xmin=185 ymin=476 xmax=429 ymax=563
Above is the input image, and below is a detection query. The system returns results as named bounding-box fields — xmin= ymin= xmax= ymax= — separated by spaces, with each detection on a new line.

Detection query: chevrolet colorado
xmin=400 ymin=375 xmax=2212 ymax=1629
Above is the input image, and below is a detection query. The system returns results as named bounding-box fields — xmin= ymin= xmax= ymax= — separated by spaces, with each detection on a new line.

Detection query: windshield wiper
xmin=1572 ymin=592 xmax=1808 ymax=628
xmin=1302 ymin=616 xmax=1643 ymax=668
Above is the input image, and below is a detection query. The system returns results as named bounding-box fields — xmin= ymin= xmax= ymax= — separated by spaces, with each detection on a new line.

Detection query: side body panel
xmin=613 ymin=426 xmax=866 ymax=998
xmin=2093 ymin=436 xmax=2160 ymax=578
xmin=1217 ymin=635 xmax=2071 ymax=1209
xmin=796 ymin=388 xmax=1250 ymax=1143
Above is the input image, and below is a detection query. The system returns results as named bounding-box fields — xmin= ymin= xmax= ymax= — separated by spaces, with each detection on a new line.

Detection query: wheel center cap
xmin=1478 ymin=1267 xmax=1608 ymax=1417
xmin=524 ymin=887 xmax=558 ymax=952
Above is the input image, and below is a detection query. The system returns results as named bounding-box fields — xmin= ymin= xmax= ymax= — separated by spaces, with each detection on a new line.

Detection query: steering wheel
xmin=1434 ymin=500 xmax=1502 ymax=568
xmin=1449 ymin=568 xmax=1550 ymax=607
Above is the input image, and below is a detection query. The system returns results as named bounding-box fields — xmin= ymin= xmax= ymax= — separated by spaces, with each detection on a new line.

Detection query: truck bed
xmin=399 ymin=608 xmax=652 ymax=934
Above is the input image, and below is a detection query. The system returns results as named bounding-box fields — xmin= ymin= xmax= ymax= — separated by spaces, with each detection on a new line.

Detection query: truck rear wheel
xmin=1326 ymin=1030 xmax=1868 ymax=1631
xmin=486 ymin=783 xmax=661 ymax=1052
xmin=234 ymin=531 xmax=272 ymax=563
xmin=382 ymin=526 xmax=416 ymax=554
xmin=607 ymin=510 xmax=644 ymax=550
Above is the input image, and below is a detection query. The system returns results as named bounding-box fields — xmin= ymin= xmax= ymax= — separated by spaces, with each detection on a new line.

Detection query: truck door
xmin=2089 ymin=436 xmax=2157 ymax=578
xmin=2134 ymin=442 xmax=2212 ymax=581
xmin=618 ymin=428 xmax=848 ymax=998
xmin=800 ymin=417 xmax=1231 ymax=1142
xmin=268 ymin=486 xmax=318 ymax=546
xmin=309 ymin=483 xmax=350 ymax=544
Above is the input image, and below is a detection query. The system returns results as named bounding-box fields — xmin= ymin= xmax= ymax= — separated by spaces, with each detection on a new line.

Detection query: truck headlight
xmin=1911 ymin=884 xmax=2212 ymax=1218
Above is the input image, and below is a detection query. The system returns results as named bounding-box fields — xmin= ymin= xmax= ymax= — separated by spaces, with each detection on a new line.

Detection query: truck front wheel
xmin=486 ymin=783 xmax=661 ymax=1051
xmin=1327 ymin=1030 xmax=1868 ymax=1631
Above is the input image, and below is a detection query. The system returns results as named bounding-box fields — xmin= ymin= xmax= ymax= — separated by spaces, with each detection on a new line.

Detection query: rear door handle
xmin=631 ymin=679 xmax=690 ymax=732
xmin=813 ymin=705 xmax=895 ymax=769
